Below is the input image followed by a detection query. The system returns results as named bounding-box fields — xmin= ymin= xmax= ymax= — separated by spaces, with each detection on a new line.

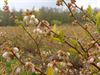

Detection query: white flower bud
xmin=15 ymin=53 xmax=20 ymax=58
xmin=34 ymin=18 xmax=39 ymax=24
xmin=2 ymin=52 xmax=9 ymax=59
xmin=54 ymin=67 xmax=59 ymax=72
xmin=23 ymin=16 xmax=30 ymax=22
xmin=97 ymin=62 xmax=100 ymax=67
xmin=98 ymin=56 xmax=100 ymax=60
xmin=29 ymin=19 xmax=35 ymax=25
xmin=13 ymin=47 xmax=19 ymax=53
xmin=23 ymin=16 xmax=30 ymax=25
xmin=30 ymin=15 xmax=35 ymax=19
xmin=33 ymin=28 xmax=44 ymax=34
xmin=48 ymin=63 xmax=53 ymax=67
xmin=67 ymin=52 xmax=70 ymax=56
xmin=2 ymin=52 xmax=12 ymax=62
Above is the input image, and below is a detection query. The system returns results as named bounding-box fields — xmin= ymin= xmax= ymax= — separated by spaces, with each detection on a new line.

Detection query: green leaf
xmin=53 ymin=37 xmax=62 ymax=42
xmin=96 ymin=12 xmax=100 ymax=33
xmin=70 ymin=39 xmax=78 ymax=47
xmin=87 ymin=5 xmax=93 ymax=16
xmin=52 ymin=24 xmax=57 ymax=33
xmin=68 ymin=48 xmax=78 ymax=55
xmin=51 ymin=30 xmax=65 ymax=43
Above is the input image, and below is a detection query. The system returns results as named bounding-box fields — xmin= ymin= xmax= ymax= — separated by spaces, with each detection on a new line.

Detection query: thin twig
xmin=63 ymin=0 xmax=95 ymax=41
xmin=87 ymin=38 xmax=100 ymax=51
xmin=77 ymin=40 xmax=86 ymax=52
xmin=74 ymin=3 xmax=96 ymax=24
xmin=11 ymin=50 xmax=46 ymax=75
xmin=42 ymin=22 xmax=83 ymax=56
xmin=63 ymin=0 xmax=100 ymax=71
xmin=91 ymin=63 xmax=100 ymax=71
xmin=21 ymin=24 xmax=42 ymax=60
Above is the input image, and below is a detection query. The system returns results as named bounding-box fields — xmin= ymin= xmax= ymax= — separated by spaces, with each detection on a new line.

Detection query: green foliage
xmin=4 ymin=0 xmax=8 ymax=5
xmin=87 ymin=5 xmax=93 ymax=16
xmin=68 ymin=48 xmax=79 ymax=56
xmin=52 ymin=24 xmax=57 ymax=33
xmin=68 ymin=48 xmax=80 ymax=64
xmin=68 ymin=48 xmax=83 ymax=70
xmin=0 ymin=11 xmax=16 ymax=26
xmin=51 ymin=20 xmax=62 ymax=25
xmin=96 ymin=12 xmax=100 ymax=33
xmin=5 ymin=59 xmax=18 ymax=75
xmin=70 ymin=39 xmax=78 ymax=47
xmin=6 ymin=62 xmax=12 ymax=74
xmin=51 ymin=25 xmax=65 ymax=43
xmin=0 ymin=55 xmax=5 ymax=62
xmin=89 ymin=65 xmax=98 ymax=73
xmin=0 ymin=0 xmax=100 ymax=74
xmin=31 ymin=72 xmax=38 ymax=75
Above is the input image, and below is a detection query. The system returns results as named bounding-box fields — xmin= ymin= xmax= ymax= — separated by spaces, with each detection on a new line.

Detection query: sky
xmin=0 ymin=0 xmax=100 ymax=11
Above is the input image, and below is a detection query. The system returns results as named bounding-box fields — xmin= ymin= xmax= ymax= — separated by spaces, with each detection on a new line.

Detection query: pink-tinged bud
xmin=95 ymin=43 xmax=100 ymax=50
xmin=25 ymin=62 xmax=35 ymax=72
xmin=31 ymin=66 xmax=35 ymax=72
xmin=15 ymin=67 xmax=21 ymax=75
xmin=88 ymin=57 xmax=94 ymax=63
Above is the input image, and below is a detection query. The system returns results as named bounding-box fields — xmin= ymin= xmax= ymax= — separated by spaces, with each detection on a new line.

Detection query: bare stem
xmin=21 ymin=24 xmax=42 ymax=60
xmin=42 ymin=22 xmax=83 ymax=56
xmin=11 ymin=50 xmax=46 ymax=75
xmin=63 ymin=0 xmax=95 ymax=41
xmin=74 ymin=3 xmax=96 ymax=24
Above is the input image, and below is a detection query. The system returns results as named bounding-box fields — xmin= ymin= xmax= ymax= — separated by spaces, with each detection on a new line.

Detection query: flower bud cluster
xmin=33 ymin=20 xmax=51 ymax=36
xmin=2 ymin=47 xmax=20 ymax=62
xmin=23 ymin=11 xmax=39 ymax=26
xmin=25 ymin=62 xmax=35 ymax=72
